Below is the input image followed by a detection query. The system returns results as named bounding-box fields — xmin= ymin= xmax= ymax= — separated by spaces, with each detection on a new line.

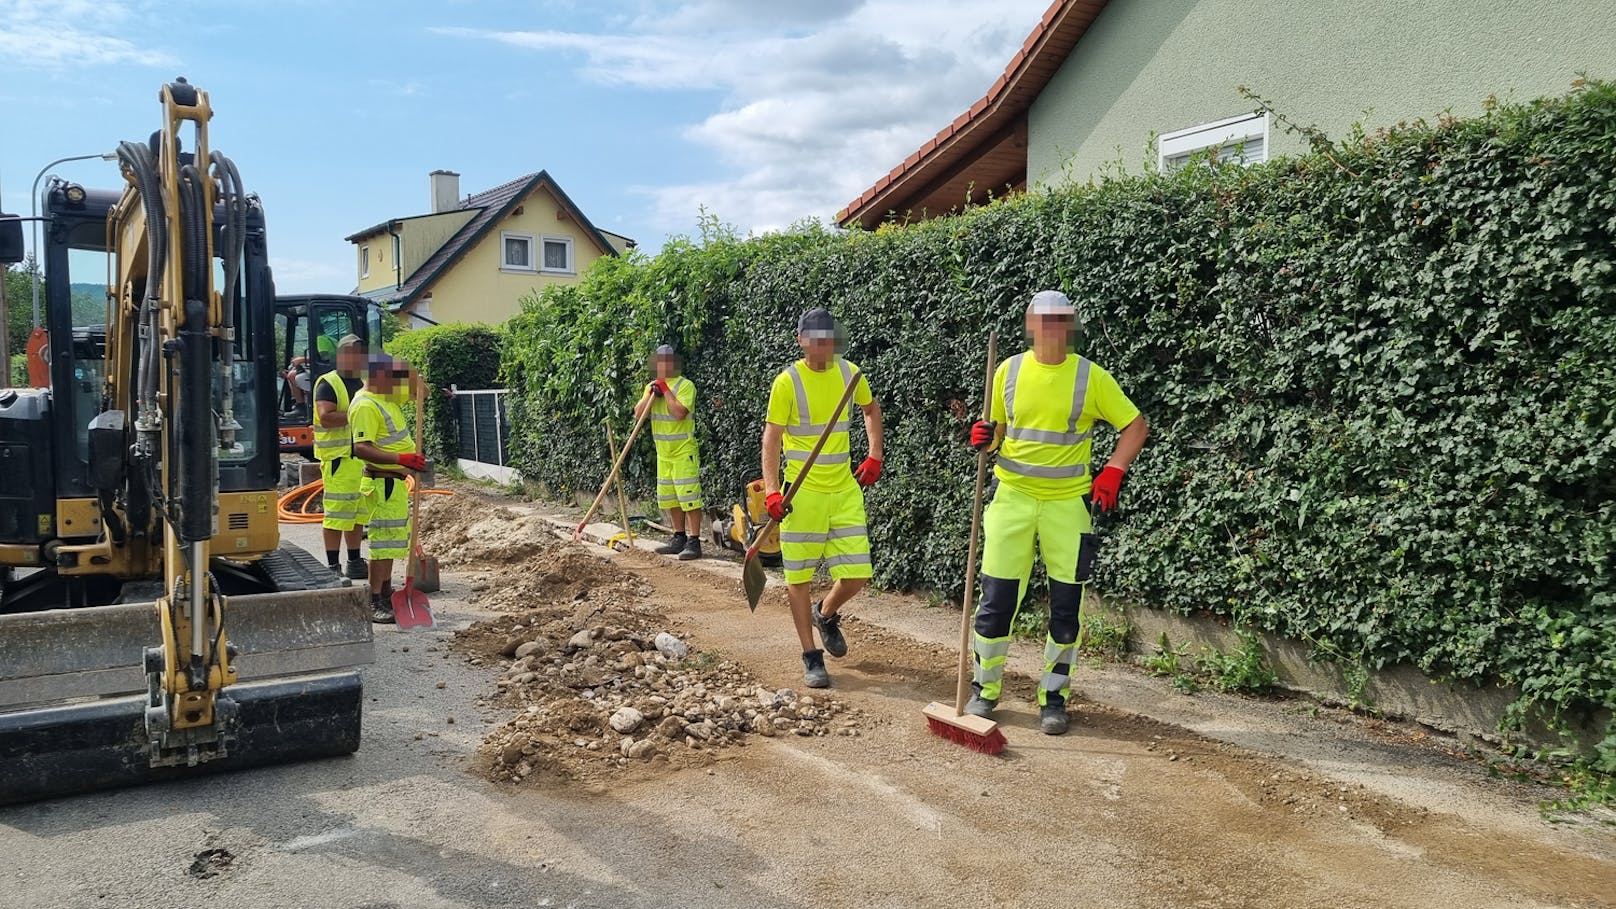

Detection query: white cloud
xmin=0 ymin=0 xmax=176 ymax=67
xmin=437 ymin=0 xmax=1049 ymax=236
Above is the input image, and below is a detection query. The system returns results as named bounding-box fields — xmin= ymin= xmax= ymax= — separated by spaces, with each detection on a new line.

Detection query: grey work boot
xmin=812 ymin=601 xmax=847 ymax=657
xmin=654 ymin=532 xmax=688 ymax=556
xmin=677 ymin=537 xmax=702 ymax=561
xmin=802 ymin=649 xmax=831 ymax=689
xmin=344 ymin=557 xmax=369 ymax=581
xmin=1040 ymin=697 xmax=1070 ymax=736
xmin=964 ymin=691 xmax=998 ymax=719
xmin=370 ymin=594 xmax=396 ymax=625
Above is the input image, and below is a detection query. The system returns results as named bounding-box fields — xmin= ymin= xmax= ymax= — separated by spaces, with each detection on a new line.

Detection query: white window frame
xmin=501 ymin=231 xmax=537 ymax=273
xmin=359 ymin=244 xmax=370 ymax=279
xmin=540 ymin=235 xmax=575 ymax=275
xmin=1159 ymin=112 xmax=1268 ymax=170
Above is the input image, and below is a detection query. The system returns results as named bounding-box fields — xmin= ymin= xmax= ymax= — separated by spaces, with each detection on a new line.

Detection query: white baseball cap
xmin=1027 ymin=290 xmax=1075 ymax=315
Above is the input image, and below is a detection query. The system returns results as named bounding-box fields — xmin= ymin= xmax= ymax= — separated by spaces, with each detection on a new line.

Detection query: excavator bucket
xmin=0 ymin=563 xmax=373 ymax=806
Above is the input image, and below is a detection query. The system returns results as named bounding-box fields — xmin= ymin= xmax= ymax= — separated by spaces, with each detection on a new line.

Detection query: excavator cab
xmin=274 ymin=294 xmax=380 ymax=456
xmin=0 ymin=80 xmax=373 ymax=804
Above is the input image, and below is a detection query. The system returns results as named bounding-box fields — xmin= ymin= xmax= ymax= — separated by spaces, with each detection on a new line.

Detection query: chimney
xmin=429 ymin=170 xmax=461 ymax=213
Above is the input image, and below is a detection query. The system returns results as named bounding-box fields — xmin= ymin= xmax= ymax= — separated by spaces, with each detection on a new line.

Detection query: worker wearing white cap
xmin=634 ymin=343 xmax=705 ymax=560
xmin=965 ymin=290 xmax=1149 ymax=734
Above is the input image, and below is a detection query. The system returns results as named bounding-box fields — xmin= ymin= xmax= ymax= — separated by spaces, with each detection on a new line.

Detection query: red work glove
xmin=852 ymin=456 xmax=883 ymax=487
xmin=645 ymin=381 xmax=663 ymax=397
xmin=1090 ymin=465 xmax=1125 ymax=513
xmin=398 ymin=453 xmax=427 ymax=472
xmin=765 ymin=491 xmax=791 ymax=522
xmin=653 ymin=378 xmax=672 ymax=396
xmin=969 ymin=420 xmax=997 ymax=451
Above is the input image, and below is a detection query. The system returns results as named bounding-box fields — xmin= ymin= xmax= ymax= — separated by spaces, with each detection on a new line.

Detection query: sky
xmin=0 ymin=0 xmax=1051 ymax=293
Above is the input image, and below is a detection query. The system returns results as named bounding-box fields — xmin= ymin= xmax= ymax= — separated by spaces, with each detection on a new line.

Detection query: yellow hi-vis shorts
xmin=656 ymin=448 xmax=704 ymax=512
xmin=365 ymin=474 xmax=411 ymax=561
xmin=779 ymin=483 xmax=871 ymax=585
xmin=320 ymin=455 xmax=369 ymax=532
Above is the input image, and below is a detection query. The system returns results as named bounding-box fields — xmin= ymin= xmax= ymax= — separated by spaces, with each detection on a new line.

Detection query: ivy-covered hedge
xmin=504 ymin=83 xmax=1616 ymax=767
xmin=386 ymin=323 xmax=505 ymax=462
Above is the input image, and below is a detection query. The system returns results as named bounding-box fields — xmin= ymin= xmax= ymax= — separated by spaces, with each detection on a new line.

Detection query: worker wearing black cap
xmin=761 ymin=307 xmax=884 ymax=688
xmin=634 ymin=343 xmax=704 ymax=560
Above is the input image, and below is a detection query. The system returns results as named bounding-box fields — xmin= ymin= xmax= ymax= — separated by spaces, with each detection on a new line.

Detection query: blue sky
xmin=1 ymin=0 xmax=1049 ymax=293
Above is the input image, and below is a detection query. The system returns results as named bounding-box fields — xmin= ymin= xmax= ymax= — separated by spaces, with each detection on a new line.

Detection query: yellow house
xmin=346 ymin=170 xmax=632 ymax=326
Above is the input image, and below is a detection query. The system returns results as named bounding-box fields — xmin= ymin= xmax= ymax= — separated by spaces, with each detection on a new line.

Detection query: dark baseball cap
xmin=797 ymin=307 xmax=836 ymax=338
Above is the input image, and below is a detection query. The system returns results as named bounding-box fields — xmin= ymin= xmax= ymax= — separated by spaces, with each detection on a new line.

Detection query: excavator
xmin=0 ymin=79 xmax=373 ymax=804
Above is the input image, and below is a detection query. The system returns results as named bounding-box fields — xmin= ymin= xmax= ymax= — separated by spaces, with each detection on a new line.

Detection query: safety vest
xmin=781 ymin=358 xmax=858 ymax=489
xmin=311 ymin=371 xmax=355 ymax=462
xmin=994 ymin=353 xmax=1094 ymax=492
xmin=350 ymin=390 xmax=413 ymax=474
xmin=651 ymin=376 xmax=697 ymax=456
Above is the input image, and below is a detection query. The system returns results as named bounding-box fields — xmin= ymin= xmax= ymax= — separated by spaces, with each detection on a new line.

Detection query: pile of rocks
xmin=466 ymin=620 xmax=861 ymax=784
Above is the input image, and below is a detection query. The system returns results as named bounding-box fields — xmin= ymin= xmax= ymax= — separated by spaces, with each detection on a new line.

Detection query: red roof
xmin=836 ymin=0 xmax=1110 ymax=229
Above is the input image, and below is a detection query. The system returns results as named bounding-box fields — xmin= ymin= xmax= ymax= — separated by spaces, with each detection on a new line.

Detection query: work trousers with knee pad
xmin=971 ymin=483 xmax=1099 ymax=706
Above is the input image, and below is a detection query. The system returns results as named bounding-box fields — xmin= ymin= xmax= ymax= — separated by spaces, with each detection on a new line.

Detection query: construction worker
xmin=967 ymin=290 xmax=1148 ymax=734
xmin=634 ymin=344 xmax=704 ymax=560
xmin=351 ymin=355 xmax=427 ymax=624
xmin=762 ymin=307 xmax=884 ymax=689
xmin=312 ymin=334 xmax=370 ymax=579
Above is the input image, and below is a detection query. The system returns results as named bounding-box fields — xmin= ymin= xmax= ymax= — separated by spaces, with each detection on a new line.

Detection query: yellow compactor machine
xmin=0 ymin=80 xmax=373 ymax=804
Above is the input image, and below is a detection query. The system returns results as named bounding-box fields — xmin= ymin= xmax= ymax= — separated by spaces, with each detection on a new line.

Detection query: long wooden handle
xmin=747 ymin=368 xmax=864 ymax=557
xmin=605 ymin=423 xmax=634 ymax=545
xmin=578 ymin=400 xmax=654 ymax=532
xmin=404 ymin=376 xmax=427 ymax=582
xmin=954 ymin=331 xmax=998 ymax=715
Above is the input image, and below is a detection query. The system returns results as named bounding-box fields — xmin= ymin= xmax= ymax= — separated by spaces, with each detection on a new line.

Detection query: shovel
xmin=743 ymin=368 xmax=864 ymax=612
xmin=575 ymin=403 xmax=654 ymax=542
xmin=393 ymin=377 xmax=435 ymax=629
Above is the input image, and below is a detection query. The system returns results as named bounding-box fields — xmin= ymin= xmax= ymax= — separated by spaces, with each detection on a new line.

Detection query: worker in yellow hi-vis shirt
xmin=633 ymin=344 xmax=704 ymax=560
xmin=761 ymin=308 xmax=884 ymax=689
xmin=967 ymin=290 xmax=1149 ymax=734
xmin=351 ymin=355 xmax=427 ymax=625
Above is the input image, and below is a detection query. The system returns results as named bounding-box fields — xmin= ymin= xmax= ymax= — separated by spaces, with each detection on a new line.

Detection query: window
xmin=501 ymin=232 xmax=535 ymax=271
xmin=359 ymin=244 xmax=370 ymax=279
xmin=1160 ymin=112 xmax=1268 ymax=170
xmin=541 ymin=235 xmax=574 ymax=274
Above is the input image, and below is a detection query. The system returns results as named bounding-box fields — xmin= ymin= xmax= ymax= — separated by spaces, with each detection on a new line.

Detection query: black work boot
xmin=812 ymin=600 xmax=847 ymax=657
xmin=1040 ymin=693 xmax=1070 ymax=736
xmin=370 ymin=593 xmax=396 ymax=625
xmin=344 ymin=557 xmax=369 ymax=581
xmin=654 ymin=532 xmax=688 ymax=556
xmin=677 ymin=537 xmax=702 ymax=561
xmin=802 ymin=649 xmax=831 ymax=688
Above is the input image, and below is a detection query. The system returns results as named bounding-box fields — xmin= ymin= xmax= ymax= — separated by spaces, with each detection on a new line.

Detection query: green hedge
xmin=504 ymin=83 xmax=1616 ymax=769
xmin=386 ymin=323 xmax=505 ymax=461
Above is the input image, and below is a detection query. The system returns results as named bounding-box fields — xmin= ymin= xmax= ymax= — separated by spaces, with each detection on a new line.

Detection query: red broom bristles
xmin=926 ymin=716 xmax=1007 ymax=754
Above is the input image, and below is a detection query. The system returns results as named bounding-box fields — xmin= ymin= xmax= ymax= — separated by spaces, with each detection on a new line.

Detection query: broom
xmin=921 ymin=330 xmax=1007 ymax=754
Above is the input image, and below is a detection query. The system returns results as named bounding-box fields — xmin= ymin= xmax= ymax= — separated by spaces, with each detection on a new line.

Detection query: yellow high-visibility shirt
xmin=766 ymin=357 xmax=872 ymax=493
xmin=651 ymin=376 xmax=699 ymax=458
xmin=350 ymin=390 xmax=415 ymax=474
xmin=990 ymin=353 xmax=1139 ymax=500
xmin=311 ymin=371 xmax=356 ymax=462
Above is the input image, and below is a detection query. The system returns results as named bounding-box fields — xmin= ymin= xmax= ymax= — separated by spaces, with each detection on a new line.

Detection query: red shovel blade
xmin=392 ymin=580 xmax=435 ymax=630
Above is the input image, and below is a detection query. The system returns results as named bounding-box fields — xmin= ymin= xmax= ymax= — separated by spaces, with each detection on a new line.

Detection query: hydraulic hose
xmin=210 ymin=151 xmax=246 ymax=450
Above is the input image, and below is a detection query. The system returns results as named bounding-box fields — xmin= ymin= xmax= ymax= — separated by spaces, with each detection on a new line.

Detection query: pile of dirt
xmin=419 ymin=494 xmax=557 ymax=565
xmin=452 ymin=561 xmax=861 ymax=785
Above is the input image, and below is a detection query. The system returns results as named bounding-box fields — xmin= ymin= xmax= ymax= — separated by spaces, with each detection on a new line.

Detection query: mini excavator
xmin=0 ymin=79 xmax=373 ymax=804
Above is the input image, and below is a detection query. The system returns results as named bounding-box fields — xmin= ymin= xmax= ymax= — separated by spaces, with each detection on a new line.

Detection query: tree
xmin=3 ymin=258 xmax=41 ymax=357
